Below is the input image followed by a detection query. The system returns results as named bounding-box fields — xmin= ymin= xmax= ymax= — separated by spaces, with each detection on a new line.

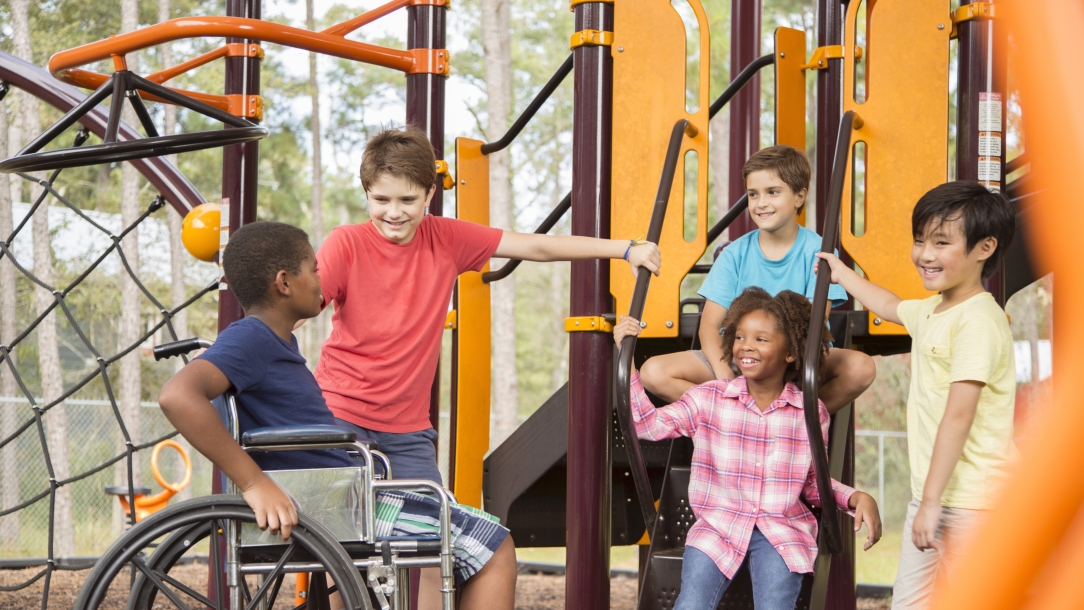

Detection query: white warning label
xmin=978 ymin=156 xmax=1002 ymax=181
xmin=979 ymin=92 xmax=1003 ymax=132
xmin=982 ymin=182 xmax=1002 ymax=193
xmin=978 ymin=132 xmax=1002 ymax=157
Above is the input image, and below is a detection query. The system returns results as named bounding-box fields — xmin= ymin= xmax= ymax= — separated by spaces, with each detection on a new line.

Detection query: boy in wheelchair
xmin=158 ymin=221 xmax=516 ymax=608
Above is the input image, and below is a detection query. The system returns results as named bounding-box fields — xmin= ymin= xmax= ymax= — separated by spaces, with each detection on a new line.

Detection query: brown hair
xmin=741 ymin=145 xmax=811 ymax=208
xmin=359 ymin=126 xmax=437 ymax=192
xmin=720 ymin=287 xmax=830 ymax=385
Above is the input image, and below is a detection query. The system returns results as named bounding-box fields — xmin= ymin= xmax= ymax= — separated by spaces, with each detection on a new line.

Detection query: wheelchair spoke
xmin=154 ymin=570 xmax=221 ymax=608
xmin=245 ymin=541 xmax=297 ymax=610
xmin=129 ymin=555 xmax=191 ymax=610
xmin=266 ymin=573 xmax=286 ymax=609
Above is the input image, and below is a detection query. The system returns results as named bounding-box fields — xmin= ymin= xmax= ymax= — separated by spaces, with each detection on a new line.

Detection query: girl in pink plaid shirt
xmin=616 ymin=287 xmax=881 ymax=610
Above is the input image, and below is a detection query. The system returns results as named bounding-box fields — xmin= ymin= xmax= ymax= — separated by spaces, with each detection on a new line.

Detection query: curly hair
xmin=719 ymin=287 xmax=831 ymax=386
xmin=222 ymin=222 xmax=313 ymax=311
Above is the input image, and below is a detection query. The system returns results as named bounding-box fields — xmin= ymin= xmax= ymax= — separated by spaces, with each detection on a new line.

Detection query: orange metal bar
xmin=321 ymin=0 xmax=412 ymax=37
xmin=930 ymin=2 xmax=1084 ymax=609
xmin=144 ymin=43 xmax=261 ymax=86
xmin=49 ymin=17 xmax=424 ymax=78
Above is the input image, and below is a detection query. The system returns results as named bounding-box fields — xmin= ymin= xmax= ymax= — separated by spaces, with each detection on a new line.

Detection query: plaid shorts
xmin=374 ymin=491 xmax=510 ymax=585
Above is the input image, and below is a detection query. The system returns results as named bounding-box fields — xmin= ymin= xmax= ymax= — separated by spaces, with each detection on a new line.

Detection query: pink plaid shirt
xmin=630 ymin=371 xmax=855 ymax=578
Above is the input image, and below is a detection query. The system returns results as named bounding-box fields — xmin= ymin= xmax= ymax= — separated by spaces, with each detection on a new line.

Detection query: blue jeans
xmin=333 ymin=420 xmax=442 ymax=484
xmin=675 ymin=528 xmax=804 ymax=610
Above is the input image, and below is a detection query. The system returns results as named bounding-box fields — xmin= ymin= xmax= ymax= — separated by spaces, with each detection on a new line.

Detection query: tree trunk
xmin=481 ymin=0 xmax=517 ymax=447
xmin=115 ymin=0 xmax=143 ymax=535
xmin=0 ymin=92 xmax=19 ymax=546
xmin=13 ymin=0 xmax=74 ymax=558
xmin=710 ymin=112 xmax=730 ymax=245
xmin=160 ymin=0 xmax=192 ymax=502
xmin=307 ymin=0 xmax=328 ymax=358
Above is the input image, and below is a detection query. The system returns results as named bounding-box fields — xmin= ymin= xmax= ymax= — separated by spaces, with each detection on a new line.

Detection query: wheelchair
xmin=74 ymin=338 xmax=458 ymax=610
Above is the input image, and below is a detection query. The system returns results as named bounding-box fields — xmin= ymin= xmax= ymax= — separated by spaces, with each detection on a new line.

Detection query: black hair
xmin=720 ymin=287 xmax=830 ymax=385
xmin=911 ymin=181 xmax=1016 ymax=279
xmin=221 ymin=222 xmax=313 ymax=310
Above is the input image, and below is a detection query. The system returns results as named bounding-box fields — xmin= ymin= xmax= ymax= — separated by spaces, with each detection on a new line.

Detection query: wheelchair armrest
xmin=241 ymin=425 xmax=357 ymax=447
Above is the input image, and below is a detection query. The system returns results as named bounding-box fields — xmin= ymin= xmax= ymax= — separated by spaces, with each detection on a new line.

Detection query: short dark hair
xmin=360 ymin=127 xmax=437 ymax=192
xmin=911 ymin=181 xmax=1016 ymax=279
xmin=742 ymin=145 xmax=811 ymax=209
xmin=222 ymin=222 xmax=313 ymax=310
xmin=720 ymin=287 xmax=830 ymax=385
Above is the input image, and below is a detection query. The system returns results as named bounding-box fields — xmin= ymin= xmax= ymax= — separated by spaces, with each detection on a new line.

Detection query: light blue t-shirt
xmin=697 ymin=226 xmax=848 ymax=309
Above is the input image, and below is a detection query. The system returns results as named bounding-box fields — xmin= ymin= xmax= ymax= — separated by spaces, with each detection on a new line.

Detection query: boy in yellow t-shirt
xmin=816 ymin=181 xmax=1017 ymax=609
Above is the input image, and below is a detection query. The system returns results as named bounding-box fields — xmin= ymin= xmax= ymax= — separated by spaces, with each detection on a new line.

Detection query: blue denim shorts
xmin=333 ymin=420 xmax=442 ymax=485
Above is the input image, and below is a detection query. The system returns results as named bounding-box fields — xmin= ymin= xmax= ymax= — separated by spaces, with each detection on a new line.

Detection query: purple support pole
xmin=566 ymin=3 xmax=614 ymax=609
xmin=956 ymin=0 xmax=1007 ymax=304
xmin=406 ymin=1 xmax=447 ymax=435
xmin=728 ymin=0 xmax=762 ymax=239
xmin=816 ymin=0 xmax=844 ymax=235
xmin=211 ymin=0 xmax=261 ymax=604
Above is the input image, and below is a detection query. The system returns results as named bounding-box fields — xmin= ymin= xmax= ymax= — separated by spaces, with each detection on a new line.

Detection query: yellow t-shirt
xmin=897 ymin=292 xmax=1017 ymax=510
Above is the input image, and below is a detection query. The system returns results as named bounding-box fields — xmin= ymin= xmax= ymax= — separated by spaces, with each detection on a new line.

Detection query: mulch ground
xmin=1 ymin=565 xmax=891 ymax=609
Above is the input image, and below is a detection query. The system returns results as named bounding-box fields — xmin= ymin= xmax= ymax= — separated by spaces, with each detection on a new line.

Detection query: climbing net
xmin=0 ymin=123 xmax=217 ymax=602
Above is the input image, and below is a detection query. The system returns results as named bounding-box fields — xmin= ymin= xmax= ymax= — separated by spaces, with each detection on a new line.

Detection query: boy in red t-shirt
xmin=315 ymin=127 xmax=659 ymax=485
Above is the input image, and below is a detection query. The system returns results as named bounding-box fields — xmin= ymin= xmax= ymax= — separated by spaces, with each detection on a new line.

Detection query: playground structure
xmin=1 ymin=0 xmax=1079 ymax=609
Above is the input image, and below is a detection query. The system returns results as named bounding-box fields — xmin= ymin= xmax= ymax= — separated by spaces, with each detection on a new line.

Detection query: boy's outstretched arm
xmin=494 ymin=232 xmax=661 ymax=277
xmin=815 ymin=252 xmax=903 ymax=325
xmin=158 ymin=360 xmax=298 ymax=539
xmin=911 ymin=380 xmax=982 ymax=552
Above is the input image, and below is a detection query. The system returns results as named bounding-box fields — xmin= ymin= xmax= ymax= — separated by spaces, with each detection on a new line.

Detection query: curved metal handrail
xmin=709 ymin=53 xmax=774 ymax=119
xmin=614 ymin=119 xmax=697 ymax=534
xmin=803 ymin=109 xmax=861 ymax=556
xmin=482 ymin=191 xmax=571 ymax=283
xmin=481 ymin=54 xmax=573 ymax=155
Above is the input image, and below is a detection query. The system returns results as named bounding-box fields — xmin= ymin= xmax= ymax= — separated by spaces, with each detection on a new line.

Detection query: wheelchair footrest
xmin=242 ymin=425 xmax=357 ymax=447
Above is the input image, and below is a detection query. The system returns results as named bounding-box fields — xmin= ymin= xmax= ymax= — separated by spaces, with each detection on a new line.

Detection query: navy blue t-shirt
xmin=197 ymin=316 xmax=354 ymax=471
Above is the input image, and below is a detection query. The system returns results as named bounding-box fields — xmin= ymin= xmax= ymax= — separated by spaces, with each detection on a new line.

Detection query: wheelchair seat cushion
xmin=242 ymin=424 xmax=357 ymax=447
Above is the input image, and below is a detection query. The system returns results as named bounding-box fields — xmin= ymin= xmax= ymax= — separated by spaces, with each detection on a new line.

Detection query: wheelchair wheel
xmin=75 ymin=495 xmax=371 ymax=610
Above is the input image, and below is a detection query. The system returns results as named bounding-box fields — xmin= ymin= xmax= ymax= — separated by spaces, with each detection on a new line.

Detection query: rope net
xmin=0 ymin=124 xmax=218 ymax=603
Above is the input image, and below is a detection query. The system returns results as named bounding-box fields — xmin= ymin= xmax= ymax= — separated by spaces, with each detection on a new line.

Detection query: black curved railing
xmin=803 ymin=110 xmax=861 ymax=556
xmin=710 ymin=53 xmax=774 ymax=119
xmin=480 ymin=54 xmax=574 ymax=155
xmin=614 ymin=119 xmax=698 ymax=534
xmin=482 ymin=192 xmax=571 ymax=283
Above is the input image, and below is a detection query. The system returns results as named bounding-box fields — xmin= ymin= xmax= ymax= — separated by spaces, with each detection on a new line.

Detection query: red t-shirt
xmin=315 ymin=215 xmax=502 ymax=432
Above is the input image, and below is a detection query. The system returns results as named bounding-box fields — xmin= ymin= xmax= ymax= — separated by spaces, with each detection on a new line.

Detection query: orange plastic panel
xmin=774 ymin=26 xmax=807 ymax=225
xmin=841 ymin=0 xmax=946 ymax=334
xmin=451 ymin=137 xmax=491 ymax=509
xmin=610 ymin=0 xmax=710 ymax=338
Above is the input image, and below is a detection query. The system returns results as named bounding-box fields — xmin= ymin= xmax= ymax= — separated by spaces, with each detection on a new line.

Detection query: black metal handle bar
xmin=615 ymin=119 xmax=696 ymax=535
xmin=481 ymin=191 xmax=572 ymax=283
xmin=480 ymin=54 xmax=574 ymax=156
xmin=153 ymin=337 xmax=213 ymax=361
xmin=709 ymin=53 xmax=774 ymax=120
xmin=803 ymin=110 xmax=861 ymax=556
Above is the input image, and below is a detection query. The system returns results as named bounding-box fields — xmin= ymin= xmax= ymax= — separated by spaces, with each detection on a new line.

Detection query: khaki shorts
xmin=891 ymin=498 xmax=984 ymax=609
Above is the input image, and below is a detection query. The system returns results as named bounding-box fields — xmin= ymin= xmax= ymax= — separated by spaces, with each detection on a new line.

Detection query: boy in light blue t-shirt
xmin=637 ymin=145 xmax=875 ymax=414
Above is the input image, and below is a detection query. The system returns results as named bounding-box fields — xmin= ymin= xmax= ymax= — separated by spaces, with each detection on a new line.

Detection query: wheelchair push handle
xmin=153 ymin=337 xmax=212 ymax=360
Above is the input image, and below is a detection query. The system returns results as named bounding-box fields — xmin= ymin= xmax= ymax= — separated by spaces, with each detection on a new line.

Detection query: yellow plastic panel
xmin=774 ymin=26 xmax=807 ymax=225
xmin=841 ymin=0 xmax=944 ymax=334
xmin=610 ymin=0 xmax=710 ymax=338
xmin=452 ymin=137 xmax=491 ymax=508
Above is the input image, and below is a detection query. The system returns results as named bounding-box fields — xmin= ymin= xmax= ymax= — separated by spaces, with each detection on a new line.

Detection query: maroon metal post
xmin=727 ymin=0 xmax=762 ymax=239
xmin=956 ymin=0 xmax=1007 ymax=304
xmin=566 ymin=3 xmax=614 ymax=609
xmin=816 ymin=0 xmax=845 ymax=235
xmin=210 ymin=0 xmax=262 ymax=603
xmin=406 ymin=0 xmax=447 ymax=435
